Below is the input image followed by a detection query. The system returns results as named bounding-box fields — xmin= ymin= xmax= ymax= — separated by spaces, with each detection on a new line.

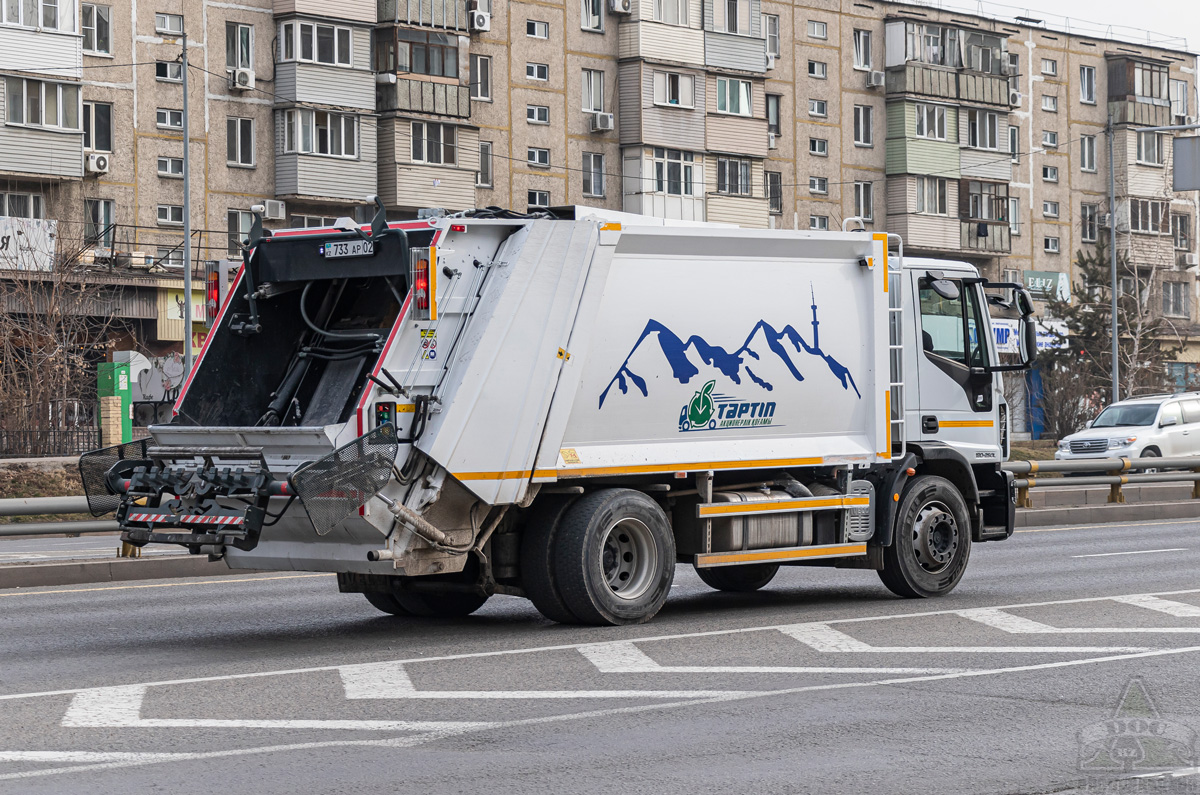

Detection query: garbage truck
xmin=80 ymin=201 xmax=1037 ymax=625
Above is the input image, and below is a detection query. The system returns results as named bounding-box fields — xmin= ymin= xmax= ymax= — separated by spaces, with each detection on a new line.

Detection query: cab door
xmin=914 ymin=276 xmax=1001 ymax=460
xmin=1156 ymin=402 xmax=1186 ymax=456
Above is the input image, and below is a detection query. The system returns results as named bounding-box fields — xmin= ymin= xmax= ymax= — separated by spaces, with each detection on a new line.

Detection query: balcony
xmin=704 ymin=30 xmax=767 ymax=73
xmin=961 ymin=221 xmax=1011 ymax=254
xmin=377 ymin=78 xmax=471 ymax=118
xmin=618 ymin=20 xmax=704 ymax=66
xmin=276 ymin=0 xmax=374 ymax=24
xmin=1109 ymin=100 xmax=1171 ymax=127
xmin=379 ymin=0 xmax=469 ymax=30
xmin=886 ymin=63 xmax=1012 ymax=108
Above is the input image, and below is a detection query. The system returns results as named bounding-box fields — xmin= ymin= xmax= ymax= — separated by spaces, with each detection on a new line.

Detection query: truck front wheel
xmin=553 ymin=489 xmax=675 ymax=625
xmin=878 ymin=475 xmax=972 ymax=599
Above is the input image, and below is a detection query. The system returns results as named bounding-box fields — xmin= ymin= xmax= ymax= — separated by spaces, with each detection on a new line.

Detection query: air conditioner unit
xmin=469 ymin=10 xmax=491 ymax=31
xmin=1185 ymin=252 xmax=1199 ymax=267
xmin=1009 ymin=90 xmax=1022 ymax=107
xmin=866 ymin=70 xmax=885 ymax=88
xmin=85 ymin=152 xmax=110 ymax=175
xmin=1099 ymin=213 xmax=1112 ymax=228
xmin=590 ymin=111 xmax=615 ymax=132
xmin=263 ymin=199 xmax=286 ymax=221
xmin=767 ymin=132 xmax=777 ymax=149
xmin=765 ymin=53 xmax=776 ymax=70
xmin=609 ymin=0 xmax=632 ymax=13
xmin=228 ymin=68 xmax=255 ymax=91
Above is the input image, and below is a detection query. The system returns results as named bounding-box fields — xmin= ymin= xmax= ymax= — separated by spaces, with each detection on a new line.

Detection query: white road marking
xmin=778 ymin=622 xmax=1148 ymax=653
xmin=1112 ymin=594 xmax=1200 ymax=617
xmin=958 ymin=607 xmax=1200 ymax=634
xmin=0 ymin=751 xmax=189 ymax=764
xmin=577 ymin=641 xmax=956 ymax=674
xmin=1072 ymin=548 xmax=1187 ymax=558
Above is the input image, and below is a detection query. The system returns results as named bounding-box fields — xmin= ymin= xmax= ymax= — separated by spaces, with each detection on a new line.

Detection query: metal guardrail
xmin=1002 ymin=456 xmax=1200 ymax=508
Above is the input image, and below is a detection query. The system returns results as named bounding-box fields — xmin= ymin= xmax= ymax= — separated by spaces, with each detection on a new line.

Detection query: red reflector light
xmin=206 ymin=272 xmax=220 ymax=321
xmin=450 ymin=224 xmax=467 ymax=232
xmin=413 ymin=258 xmax=430 ymax=310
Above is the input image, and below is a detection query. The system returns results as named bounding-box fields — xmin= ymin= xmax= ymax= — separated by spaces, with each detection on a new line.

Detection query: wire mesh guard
xmin=78 ymin=439 xmax=150 ymax=517
xmin=289 ymin=424 xmax=399 ymax=535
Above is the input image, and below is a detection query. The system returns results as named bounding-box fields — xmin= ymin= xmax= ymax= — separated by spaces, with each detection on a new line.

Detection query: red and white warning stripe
xmin=127 ymin=513 xmax=243 ymax=526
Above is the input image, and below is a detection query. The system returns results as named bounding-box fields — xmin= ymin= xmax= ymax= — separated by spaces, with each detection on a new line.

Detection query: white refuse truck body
xmin=82 ymin=205 xmax=1036 ymax=625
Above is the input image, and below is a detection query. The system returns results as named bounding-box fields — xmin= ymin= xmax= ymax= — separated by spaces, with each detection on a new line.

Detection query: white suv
xmin=1055 ymin=394 xmax=1200 ymax=462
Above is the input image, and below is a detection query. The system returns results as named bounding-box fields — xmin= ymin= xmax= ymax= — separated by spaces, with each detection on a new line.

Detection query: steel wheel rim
xmin=911 ymin=501 xmax=959 ymax=574
xmin=600 ymin=517 xmax=658 ymax=600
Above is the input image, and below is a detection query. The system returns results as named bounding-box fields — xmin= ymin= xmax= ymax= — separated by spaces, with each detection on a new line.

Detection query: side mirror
xmin=1161 ymin=416 xmax=1179 ymax=427
xmin=1085 ymin=420 xmax=1094 ymax=429
xmin=929 ymin=279 xmax=960 ymax=300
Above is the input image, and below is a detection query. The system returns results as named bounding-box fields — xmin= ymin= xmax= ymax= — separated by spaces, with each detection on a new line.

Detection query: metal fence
xmin=0 ymin=427 xmax=150 ymax=458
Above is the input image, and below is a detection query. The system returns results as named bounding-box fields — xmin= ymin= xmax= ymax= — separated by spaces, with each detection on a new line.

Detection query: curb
xmin=1016 ymin=500 xmax=1200 ymax=528
xmin=0 ymin=556 xmax=256 ymax=590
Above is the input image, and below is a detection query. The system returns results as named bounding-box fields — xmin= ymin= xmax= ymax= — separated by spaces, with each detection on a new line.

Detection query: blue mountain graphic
xmin=599 ymin=286 xmax=860 ymax=409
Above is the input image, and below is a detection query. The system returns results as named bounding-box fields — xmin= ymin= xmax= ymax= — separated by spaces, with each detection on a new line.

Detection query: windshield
xmin=1091 ymin=404 xmax=1160 ymax=428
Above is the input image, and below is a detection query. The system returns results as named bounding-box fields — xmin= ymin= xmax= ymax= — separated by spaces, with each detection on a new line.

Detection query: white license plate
xmin=322 ymin=240 xmax=374 ymax=259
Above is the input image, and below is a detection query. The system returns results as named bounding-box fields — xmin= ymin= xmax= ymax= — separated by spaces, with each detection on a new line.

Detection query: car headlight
xmin=1057 ymin=440 xmax=1070 ymax=451
xmin=1109 ymin=436 xmax=1138 ymax=449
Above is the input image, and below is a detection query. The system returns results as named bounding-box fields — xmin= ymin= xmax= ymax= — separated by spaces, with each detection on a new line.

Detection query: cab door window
xmin=919 ymin=281 xmax=986 ymax=367
xmin=1160 ymin=402 xmax=1183 ymax=426
xmin=1180 ymin=400 xmax=1200 ymax=424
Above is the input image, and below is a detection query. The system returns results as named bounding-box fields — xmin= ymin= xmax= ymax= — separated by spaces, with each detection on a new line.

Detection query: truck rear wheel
xmin=553 ymin=489 xmax=675 ymax=626
xmin=394 ymin=590 xmax=489 ymax=617
xmin=363 ymin=591 xmax=412 ymax=616
xmin=694 ymin=563 xmax=779 ymax=592
xmin=878 ymin=474 xmax=972 ymax=599
xmin=519 ymin=496 xmax=580 ymax=624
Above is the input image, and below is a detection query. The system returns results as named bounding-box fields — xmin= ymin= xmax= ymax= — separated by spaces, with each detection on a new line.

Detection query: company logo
xmin=678 ymin=380 xmax=779 ymax=433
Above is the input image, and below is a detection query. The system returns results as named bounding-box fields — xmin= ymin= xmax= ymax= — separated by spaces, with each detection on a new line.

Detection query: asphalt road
xmin=0 ymin=535 xmax=183 ymax=564
xmin=2 ymin=518 xmax=1200 ymax=794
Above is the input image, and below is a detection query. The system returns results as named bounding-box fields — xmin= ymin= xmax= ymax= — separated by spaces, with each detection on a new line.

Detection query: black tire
xmin=553 ymin=489 xmax=676 ymax=626
xmin=519 ymin=495 xmax=580 ymax=623
xmin=363 ymin=591 xmax=411 ymax=616
xmin=1139 ymin=447 xmax=1161 ymax=474
xmin=878 ymin=474 xmax=972 ymax=599
xmin=393 ymin=590 xmax=489 ymax=617
xmin=694 ymin=563 xmax=779 ymax=592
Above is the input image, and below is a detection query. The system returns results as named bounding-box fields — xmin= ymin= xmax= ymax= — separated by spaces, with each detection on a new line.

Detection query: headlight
xmin=1109 ymin=436 xmax=1137 ymax=449
xmin=1057 ymin=440 xmax=1070 ymax=451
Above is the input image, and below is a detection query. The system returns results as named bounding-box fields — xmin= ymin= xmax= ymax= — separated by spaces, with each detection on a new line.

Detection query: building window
xmin=227 ymin=209 xmax=252 ymax=255
xmin=409 ymin=121 xmax=455 ymax=164
xmin=156 ymin=61 xmax=182 ymax=81
xmin=1043 ymin=200 xmax=1059 ymax=218
xmin=808 ymin=61 xmax=827 ymax=79
xmin=1080 ymin=65 xmax=1096 ymax=104
xmin=654 ymin=71 xmax=695 ymax=107
xmin=1009 ymin=196 xmax=1020 ymax=235
xmin=716 ymin=77 xmax=750 ymax=115
xmin=157 ymin=204 xmax=184 ymax=226
xmin=810 ymin=215 xmax=829 ymax=231
xmin=477 ymin=141 xmax=493 ymax=187
xmin=807 ymin=20 xmax=827 ymax=39
xmin=1009 ymin=126 xmax=1019 ymax=162
xmin=1044 ymin=236 xmax=1060 ymax=253
xmin=967 ymin=109 xmax=998 ymax=150
xmin=84 ymin=198 xmax=113 ymax=247
xmin=653 ymin=0 xmax=686 ymax=25
xmin=528 ymin=190 xmax=550 ymax=210
xmin=652 ymin=148 xmax=696 ymax=196
xmin=809 ymin=176 xmax=828 ymax=195
xmin=5 ymin=78 xmax=81 ymax=130
xmin=280 ymin=21 xmax=352 ymax=67
xmin=1135 ymin=62 xmax=1168 ymax=101
xmin=0 ymin=192 xmax=43 ymax=219
xmin=1171 ymin=79 xmax=1190 ymax=123
xmin=581 ymin=0 xmax=603 ymax=31
xmin=966 ymin=180 xmax=1007 ymax=221
xmin=808 ymin=99 xmax=827 ymax=117
xmin=82 ymin=101 xmax=111 ymax=151
xmin=526 ymin=105 xmax=549 ymax=124
xmin=809 ymin=138 xmax=827 ymax=156
xmin=1042 ymin=130 xmax=1058 ymax=148
xmin=854 ymin=181 xmax=873 ymax=221
xmin=470 ymin=54 xmax=491 ymax=100
xmin=1082 ymin=204 xmax=1099 ymax=242
xmin=1164 ymin=281 xmax=1188 ymax=317
xmin=853 ymin=29 xmax=872 ymax=70
xmin=157 ymin=156 xmax=183 ymax=177
xmin=156 ymin=107 xmax=183 ymax=130
xmin=1130 ymin=199 xmax=1168 ymax=233
xmin=526 ymin=62 xmax=548 ymax=81
xmin=82 ymin=3 xmax=110 ymax=54
xmin=854 ymin=105 xmax=873 ymax=146
xmin=915 ymin=176 xmax=948 ymax=215
xmin=582 ymin=69 xmax=604 ymax=112
xmin=767 ymin=170 xmax=782 ymax=214
xmin=1173 ymin=213 xmax=1191 ymax=250
xmin=527 ymin=147 xmax=550 ymax=167
xmin=716 ymin=157 xmax=752 ymax=196
xmin=1041 ymin=95 xmax=1057 ymax=113
xmin=156 ymin=248 xmax=183 ymax=268
xmin=582 ymin=152 xmax=604 ymax=197
xmin=766 ymin=94 xmax=780 ymax=134
xmin=1081 ymin=135 xmax=1096 ymax=172
xmin=1040 ymin=58 xmax=1057 ymax=76
xmin=226 ymin=22 xmax=252 ymax=70
xmin=1007 ymin=52 xmax=1020 ymax=91
xmin=915 ymin=103 xmax=946 ymax=140
xmin=227 ymin=117 xmax=254 ymax=166
xmin=373 ymin=28 xmax=458 ymax=76
xmin=527 ymin=19 xmax=549 ymax=38
xmin=722 ymin=0 xmax=748 ymax=34
xmin=764 ymin=14 xmax=779 ymax=56
xmin=289 ymin=215 xmax=337 ymax=229
xmin=1137 ymin=131 xmax=1164 ymax=165
xmin=285 ymin=110 xmax=358 ymax=158
xmin=155 ymin=13 xmax=182 ymax=35
xmin=1042 ymin=165 xmax=1058 ymax=182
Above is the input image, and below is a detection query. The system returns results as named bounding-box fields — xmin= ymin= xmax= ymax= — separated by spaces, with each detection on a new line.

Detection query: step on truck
xmin=81 ymin=201 xmax=1037 ymax=625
